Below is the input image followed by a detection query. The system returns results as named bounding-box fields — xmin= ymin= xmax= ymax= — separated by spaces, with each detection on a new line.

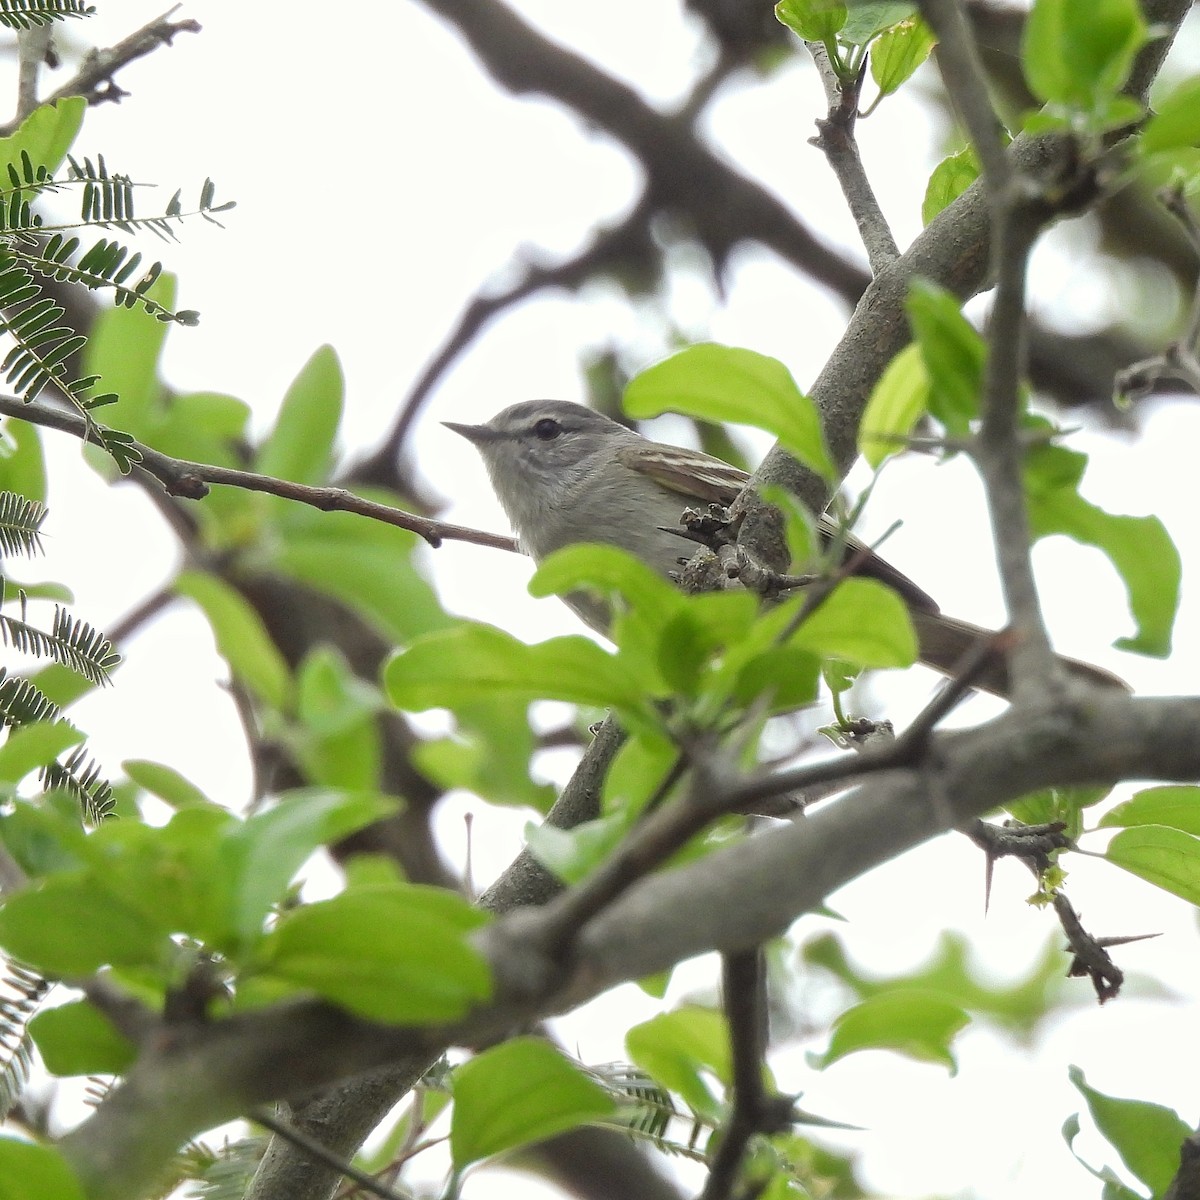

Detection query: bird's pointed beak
xmin=442 ymin=420 xmax=498 ymax=446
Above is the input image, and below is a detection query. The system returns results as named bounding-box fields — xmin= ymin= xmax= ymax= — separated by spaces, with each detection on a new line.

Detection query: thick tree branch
xmin=59 ymin=690 xmax=1200 ymax=1199
xmin=413 ymin=0 xmax=868 ymax=303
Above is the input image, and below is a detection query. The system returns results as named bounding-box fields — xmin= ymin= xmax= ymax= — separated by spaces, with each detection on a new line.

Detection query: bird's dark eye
xmin=533 ymin=417 xmax=562 ymax=440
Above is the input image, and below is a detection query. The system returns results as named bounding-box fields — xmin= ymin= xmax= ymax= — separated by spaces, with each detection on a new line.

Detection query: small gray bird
xmin=447 ymin=400 xmax=1123 ymax=697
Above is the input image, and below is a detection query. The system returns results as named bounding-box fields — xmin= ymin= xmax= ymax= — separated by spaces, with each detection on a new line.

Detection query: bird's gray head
xmin=445 ymin=400 xmax=634 ymax=510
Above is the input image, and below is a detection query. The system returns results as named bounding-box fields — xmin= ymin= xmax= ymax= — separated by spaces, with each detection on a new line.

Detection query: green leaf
xmin=0 ymin=418 xmax=47 ymax=502
xmin=1068 ymin=1065 xmax=1194 ymax=1197
xmin=840 ymin=2 xmax=914 ymax=45
xmin=870 ymin=17 xmax=936 ymax=97
xmin=804 ymin=931 xmax=1071 ymax=1038
xmin=254 ymin=345 xmax=343 ymax=485
xmin=859 ymin=343 xmax=929 ymax=467
xmin=296 ymin=648 xmax=380 ymax=738
xmin=820 ymin=989 xmax=969 ymax=1071
xmin=270 ymin=506 xmax=453 ymax=644
xmin=1100 ymin=785 xmax=1200 ymax=834
xmin=29 ymin=1000 xmax=135 ymax=1076
xmin=1143 ymin=76 xmax=1200 ymax=152
xmin=385 ymin=623 xmax=655 ymax=724
xmin=524 ymin=812 xmax=630 ymax=885
xmin=0 ymin=875 xmax=168 ymax=975
xmin=261 ymin=884 xmax=492 ymax=1023
xmin=624 ymin=344 xmax=834 ymax=480
xmin=217 ymin=790 xmax=396 ymax=952
xmin=0 ymin=721 xmax=82 ymax=785
xmin=774 ymin=0 xmax=846 ymax=41
xmin=787 ymin=578 xmax=917 ymax=668
xmin=1104 ymin=825 xmax=1200 ymax=906
xmin=0 ymin=1137 xmax=84 ymax=1200
xmin=0 ymin=97 xmax=85 ymax=183
xmin=531 ymin=543 xmax=682 ymax=625
xmin=415 ymin=701 xmax=554 ymax=812
xmin=1024 ymin=443 xmax=1180 ymax=656
xmin=906 ymin=280 xmax=984 ymax=436
xmin=80 ymin=275 xmax=173 ymax=433
xmin=123 ymin=758 xmax=215 ymax=811
xmin=450 ymin=1038 xmax=615 ymax=1168
xmin=922 ymin=146 xmax=980 ymax=225
xmin=626 ymin=1006 xmax=731 ymax=1120
xmin=1005 ymin=784 xmax=1110 ymax=840
xmin=175 ymin=570 xmax=291 ymax=710
xmin=1023 ymin=0 xmax=1146 ymax=108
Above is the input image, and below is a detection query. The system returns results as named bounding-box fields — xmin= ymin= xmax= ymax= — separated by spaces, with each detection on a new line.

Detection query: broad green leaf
xmin=175 ymin=570 xmax=291 ymax=710
xmin=1104 ymin=825 xmax=1200 ymax=905
xmin=624 ymin=344 xmax=834 ymax=480
xmin=1136 ymin=146 xmax=1200 ymax=199
xmin=1062 ymin=1112 xmax=1150 ymax=1199
xmin=1025 ymin=443 xmax=1180 ymax=656
xmin=859 ymin=343 xmax=929 ymax=467
xmin=270 ymin=507 xmax=453 ymax=644
xmin=415 ymin=700 xmax=554 ymax=812
xmin=385 ymin=624 xmax=653 ymax=722
xmin=123 ymin=759 xmax=215 ymax=811
xmin=296 ymin=648 xmax=380 ymax=738
xmin=626 ymin=1006 xmax=732 ymax=1120
xmin=840 ymin=2 xmax=914 ymax=45
xmin=0 ymin=1137 xmax=84 ymax=1200
xmin=524 ymin=812 xmax=630 ymax=885
xmin=1068 ymin=1065 xmax=1194 ymax=1197
xmin=820 ymin=989 xmax=969 ymax=1071
xmin=921 ymin=146 xmax=980 ymax=225
xmin=1023 ymin=0 xmax=1146 ymax=108
xmin=144 ymin=390 xmax=251 ymax=469
xmin=0 ymin=796 xmax=88 ymax=879
xmin=1005 ymin=785 xmax=1111 ymax=840
xmin=450 ymin=1038 xmax=615 ymax=1168
xmin=804 ymin=931 xmax=1071 ymax=1038
xmin=787 ymin=578 xmax=917 ymax=667
xmin=262 ymin=884 xmax=491 ymax=1023
xmin=870 ymin=17 xmax=936 ymax=97
xmin=601 ymin=732 xmax=679 ymax=819
xmin=29 ymin=1000 xmax=135 ymax=1076
xmin=774 ymin=0 xmax=846 ymax=41
xmin=1100 ymin=785 xmax=1200 ymax=834
xmin=1143 ymin=76 xmax=1200 ymax=152
xmin=217 ymin=790 xmax=396 ymax=951
xmin=0 ymin=721 xmax=82 ymax=785
xmin=0 ymin=875 xmax=168 ymax=975
xmin=531 ymin=543 xmax=681 ymax=623
xmin=906 ymin=280 xmax=984 ymax=436
xmin=255 ymin=345 xmax=343 ymax=485
xmin=0 ymin=418 xmax=47 ymax=502
xmin=81 ymin=275 xmax=173 ymax=432
xmin=0 ymin=97 xmax=85 ymax=183
xmin=724 ymin=644 xmax=821 ymax=711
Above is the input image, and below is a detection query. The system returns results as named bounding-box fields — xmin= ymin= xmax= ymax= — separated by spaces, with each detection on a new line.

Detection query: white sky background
xmin=13 ymin=3 xmax=1200 ymax=1198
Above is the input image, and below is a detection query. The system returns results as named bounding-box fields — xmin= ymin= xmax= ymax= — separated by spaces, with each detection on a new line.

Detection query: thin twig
xmin=0 ymin=8 xmax=202 ymax=135
xmin=807 ymin=44 xmax=899 ymax=274
xmin=918 ymin=0 xmax=1058 ymax=693
xmin=0 ymin=395 xmax=518 ymax=553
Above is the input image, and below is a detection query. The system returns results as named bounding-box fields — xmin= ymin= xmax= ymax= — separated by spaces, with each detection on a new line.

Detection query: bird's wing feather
xmin=618 ymin=443 xmax=748 ymax=504
xmin=620 ymin=440 xmax=939 ymax=612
